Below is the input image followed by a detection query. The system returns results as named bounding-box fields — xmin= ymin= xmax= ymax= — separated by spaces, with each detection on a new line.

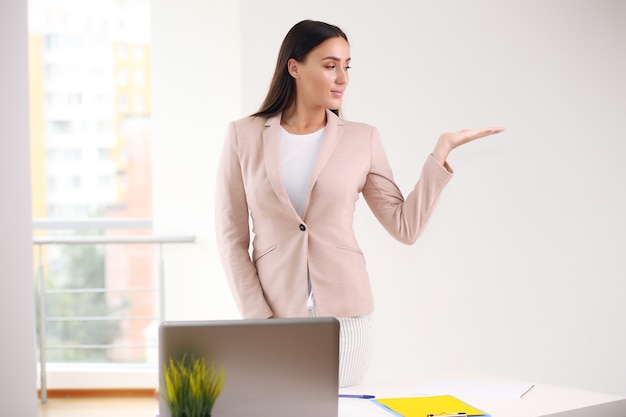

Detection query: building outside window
xmin=28 ymin=0 xmax=155 ymax=376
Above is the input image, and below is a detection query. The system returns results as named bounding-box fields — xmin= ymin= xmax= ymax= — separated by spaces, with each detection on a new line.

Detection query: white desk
xmin=338 ymin=373 xmax=626 ymax=417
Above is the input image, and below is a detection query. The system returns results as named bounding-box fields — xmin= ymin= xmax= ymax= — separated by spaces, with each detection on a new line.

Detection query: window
xmin=67 ymin=93 xmax=82 ymax=106
xmin=44 ymin=34 xmax=60 ymax=50
xmin=117 ymin=94 xmax=129 ymax=111
xmin=97 ymin=120 xmax=115 ymax=133
xmin=46 ymin=148 xmax=82 ymax=162
xmin=133 ymin=93 xmax=145 ymax=112
xmin=117 ymin=68 xmax=129 ymax=86
xmin=29 ymin=0 xmax=154 ymax=387
xmin=48 ymin=120 xmax=73 ymax=134
xmin=95 ymin=93 xmax=114 ymax=108
xmin=98 ymin=147 xmax=111 ymax=160
xmin=116 ymin=43 xmax=127 ymax=60
xmin=133 ymin=46 xmax=145 ymax=61
xmin=133 ymin=68 xmax=145 ymax=86
xmin=98 ymin=174 xmax=113 ymax=187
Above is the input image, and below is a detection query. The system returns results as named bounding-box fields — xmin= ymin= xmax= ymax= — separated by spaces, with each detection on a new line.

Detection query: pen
xmin=339 ymin=394 xmax=376 ymax=399
xmin=426 ymin=414 xmax=466 ymax=417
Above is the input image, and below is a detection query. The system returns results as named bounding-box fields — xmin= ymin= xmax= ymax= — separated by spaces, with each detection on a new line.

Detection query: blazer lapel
xmin=262 ymin=110 xmax=344 ymax=219
xmin=262 ymin=114 xmax=297 ymax=216
xmin=306 ymin=109 xmax=343 ymax=197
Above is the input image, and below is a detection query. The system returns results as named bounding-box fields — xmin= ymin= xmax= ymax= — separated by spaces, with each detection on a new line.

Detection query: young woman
xmin=215 ymin=19 xmax=504 ymax=387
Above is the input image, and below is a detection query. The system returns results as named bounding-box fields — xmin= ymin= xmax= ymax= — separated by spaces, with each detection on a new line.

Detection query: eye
xmin=344 ymin=66 xmax=352 ymax=71
xmin=325 ymin=64 xmax=337 ymax=69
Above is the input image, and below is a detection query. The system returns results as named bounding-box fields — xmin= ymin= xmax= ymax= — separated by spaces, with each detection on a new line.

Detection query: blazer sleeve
xmin=362 ymin=127 xmax=453 ymax=245
xmin=215 ymin=122 xmax=273 ymax=318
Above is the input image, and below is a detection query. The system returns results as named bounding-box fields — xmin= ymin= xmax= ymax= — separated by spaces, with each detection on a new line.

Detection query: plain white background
xmin=152 ymin=0 xmax=626 ymax=396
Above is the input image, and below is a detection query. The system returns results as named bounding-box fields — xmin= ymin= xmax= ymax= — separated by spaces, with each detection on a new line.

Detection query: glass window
xmin=133 ymin=45 xmax=145 ymax=61
xmin=67 ymin=93 xmax=82 ymax=106
xmin=29 ymin=0 xmax=154 ymax=380
xmin=97 ymin=120 xmax=115 ymax=133
xmin=116 ymin=43 xmax=127 ymax=60
xmin=117 ymin=68 xmax=129 ymax=86
xmin=117 ymin=94 xmax=129 ymax=111
xmin=133 ymin=68 xmax=145 ymax=86
xmin=48 ymin=120 xmax=73 ymax=134
xmin=98 ymin=147 xmax=111 ymax=160
xmin=133 ymin=93 xmax=145 ymax=112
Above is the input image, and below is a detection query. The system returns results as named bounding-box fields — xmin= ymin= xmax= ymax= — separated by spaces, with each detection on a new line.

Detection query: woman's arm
xmin=215 ymin=122 xmax=274 ymax=319
xmin=363 ymin=125 xmax=504 ymax=245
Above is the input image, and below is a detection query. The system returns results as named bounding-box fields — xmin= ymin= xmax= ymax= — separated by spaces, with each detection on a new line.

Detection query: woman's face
xmin=291 ymin=36 xmax=351 ymax=111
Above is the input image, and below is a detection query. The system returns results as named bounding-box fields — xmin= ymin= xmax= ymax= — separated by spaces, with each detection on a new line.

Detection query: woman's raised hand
xmin=432 ymin=126 xmax=505 ymax=166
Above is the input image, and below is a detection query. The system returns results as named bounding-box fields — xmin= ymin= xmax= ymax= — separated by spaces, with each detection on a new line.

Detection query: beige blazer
xmin=215 ymin=109 xmax=453 ymax=319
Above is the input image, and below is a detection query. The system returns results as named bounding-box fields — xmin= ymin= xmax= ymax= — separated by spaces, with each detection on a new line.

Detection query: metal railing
xmin=33 ymin=219 xmax=195 ymax=403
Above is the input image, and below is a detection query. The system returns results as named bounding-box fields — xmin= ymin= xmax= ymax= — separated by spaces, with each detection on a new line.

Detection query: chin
xmin=328 ymin=100 xmax=343 ymax=109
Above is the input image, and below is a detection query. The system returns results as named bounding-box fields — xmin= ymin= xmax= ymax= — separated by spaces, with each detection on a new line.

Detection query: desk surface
xmin=338 ymin=372 xmax=626 ymax=417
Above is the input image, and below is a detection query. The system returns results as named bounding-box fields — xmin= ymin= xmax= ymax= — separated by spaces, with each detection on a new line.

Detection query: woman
xmin=215 ymin=19 xmax=503 ymax=387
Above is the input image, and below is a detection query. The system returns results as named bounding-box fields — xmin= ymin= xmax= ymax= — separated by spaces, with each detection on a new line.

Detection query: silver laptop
xmin=158 ymin=317 xmax=340 ymax=417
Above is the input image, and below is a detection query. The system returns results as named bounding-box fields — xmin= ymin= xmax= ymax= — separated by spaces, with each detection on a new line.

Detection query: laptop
xmin=158 ymin=317 xmax=340 ymax=417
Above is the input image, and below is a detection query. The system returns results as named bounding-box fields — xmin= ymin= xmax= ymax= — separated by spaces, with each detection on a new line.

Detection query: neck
xmin=281 ymin=108 xmax=327 ymax=135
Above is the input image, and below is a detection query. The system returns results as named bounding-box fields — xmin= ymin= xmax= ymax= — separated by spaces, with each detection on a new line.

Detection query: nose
xmin=336 ymin=67 xmax=348 ymax=84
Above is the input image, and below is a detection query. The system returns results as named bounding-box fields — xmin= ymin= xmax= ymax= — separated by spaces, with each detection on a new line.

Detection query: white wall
xmin=153 ymin=0 xmax=626 ymax=396
xmin=151 ymin=0 xmax=241 ymax=320
xmin=0 ymin=1 xmax=39 ymax=414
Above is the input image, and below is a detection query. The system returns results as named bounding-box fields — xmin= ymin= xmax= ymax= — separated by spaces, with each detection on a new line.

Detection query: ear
xmin=287 ymin=58 xmax=300 ymax=79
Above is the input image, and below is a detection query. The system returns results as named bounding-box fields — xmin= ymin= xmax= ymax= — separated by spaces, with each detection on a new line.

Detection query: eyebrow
xmin=321 ymin=56 xmax=351 ymax=62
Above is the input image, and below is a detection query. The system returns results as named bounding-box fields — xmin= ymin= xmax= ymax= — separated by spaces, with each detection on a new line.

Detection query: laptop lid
xmin=158 ymin=317 xmax=340 ymax=417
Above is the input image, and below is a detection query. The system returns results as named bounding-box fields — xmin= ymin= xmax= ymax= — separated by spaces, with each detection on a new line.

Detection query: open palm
xmin=432 ymin=126 xmax=505 ymax=165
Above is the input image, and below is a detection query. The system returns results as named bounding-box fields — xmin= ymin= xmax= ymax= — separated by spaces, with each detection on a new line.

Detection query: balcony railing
xmin=33 ymin=218 xmax=195 ymax=403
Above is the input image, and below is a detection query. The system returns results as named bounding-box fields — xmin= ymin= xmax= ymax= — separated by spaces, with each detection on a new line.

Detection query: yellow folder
xmin=375 ymin=394 xmax=487 ymax=416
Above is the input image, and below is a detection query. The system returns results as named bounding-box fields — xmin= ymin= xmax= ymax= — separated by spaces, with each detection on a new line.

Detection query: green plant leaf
xmin=162 ymin=354 xmax=225 ymax=417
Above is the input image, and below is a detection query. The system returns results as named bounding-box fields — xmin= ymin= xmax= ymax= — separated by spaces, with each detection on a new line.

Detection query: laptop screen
xmin=158 ymin=317 xmax=340 ymax=417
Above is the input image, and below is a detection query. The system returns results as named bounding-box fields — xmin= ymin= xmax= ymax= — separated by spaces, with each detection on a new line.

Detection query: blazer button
xmin=299 ymin=224 xmax=306 ymax=231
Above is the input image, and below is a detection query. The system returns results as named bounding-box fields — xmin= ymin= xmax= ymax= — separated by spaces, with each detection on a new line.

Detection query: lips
xmin=331 ymin=90 xmax=344 ymax=97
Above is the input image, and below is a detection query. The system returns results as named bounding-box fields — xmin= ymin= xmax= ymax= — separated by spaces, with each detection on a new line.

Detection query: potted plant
xmin=162 ymin=354 xmax=226 ymax=417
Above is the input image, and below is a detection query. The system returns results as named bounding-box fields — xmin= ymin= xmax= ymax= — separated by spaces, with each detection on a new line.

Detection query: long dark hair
xmin=253 ymin=20 xmax=348 ymax=118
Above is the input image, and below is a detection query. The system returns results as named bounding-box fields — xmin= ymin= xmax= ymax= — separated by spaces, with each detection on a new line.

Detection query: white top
xmin=279 ymin=126 xmax=326 ymax=217
xmin=280 ymin=126 xmax=326 ymax=310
